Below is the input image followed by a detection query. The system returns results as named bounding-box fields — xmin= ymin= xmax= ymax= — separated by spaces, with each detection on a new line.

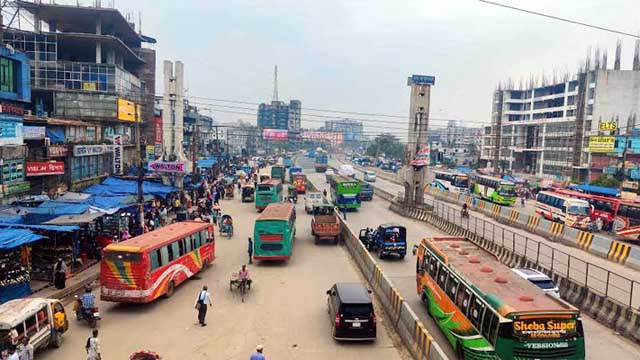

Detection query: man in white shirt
xmin=7 ymin=347 xmax=19 ymax=360
xmin=86 ymin=329 xmax=101 ymax=360
xmin=195 ymin=285 xmax=212 ymax=326
xmin=19 ymin=337 xmax=34 ymax=360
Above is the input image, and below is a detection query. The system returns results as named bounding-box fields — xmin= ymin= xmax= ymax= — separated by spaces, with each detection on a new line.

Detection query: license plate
xmin=352 ymin=322 xmax=361 ymax=328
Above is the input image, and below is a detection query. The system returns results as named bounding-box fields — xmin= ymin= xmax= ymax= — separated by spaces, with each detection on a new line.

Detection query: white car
xmin=511 ymin=268 xmax=561 ymax=298
xmin=363 ymin=170 xmax=376 ymax=182
xmin=325 ymin=168 xmax=335 ymax=183
xmin=338 ymin=164 xmax=355 ymax=178
xmin=305 ymin=192 xmax=325 ymax=214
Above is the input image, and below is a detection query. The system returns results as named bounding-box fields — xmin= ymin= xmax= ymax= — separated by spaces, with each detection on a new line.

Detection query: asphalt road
xmin=37 ymin=184 xmax=406 ymax=360
xmin=299 ymin=156 xmax=640 ymax=360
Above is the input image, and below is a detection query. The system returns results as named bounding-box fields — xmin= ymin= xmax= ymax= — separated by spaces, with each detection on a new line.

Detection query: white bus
xmin=431 ymin=170 xmax=469 ymax=193
xmin=535 ymin=191 xmax=592 ymax=230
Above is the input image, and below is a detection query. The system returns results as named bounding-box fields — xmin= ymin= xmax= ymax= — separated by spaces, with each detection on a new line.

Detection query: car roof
xmin=334 ymin=283 xmax=372 ymax=304
xmin=0 ymin=298 xmax=55 ymax=328
xmin=511 ymin=268 xmax=551 ymax=279
xmin=379 ymin=223 xmax=405 ymax=229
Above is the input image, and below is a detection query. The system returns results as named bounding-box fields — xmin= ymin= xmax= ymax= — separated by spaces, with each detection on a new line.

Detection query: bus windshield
xmin=498 ymin=186 xmax=516 ymax=197
xmin=454 ymin=177 xmax=469 ymax=188
xmin=257 ymin=185 xmax=272 ymax=192
xmin=568 ymin=204 xmax=589 ymax=216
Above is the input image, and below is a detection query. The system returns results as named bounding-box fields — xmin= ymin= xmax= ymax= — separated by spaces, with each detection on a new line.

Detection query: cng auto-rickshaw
xmin=287 ymin=186 xmax=298 ymax=204
xmin=241 ymin=185 xmax=255 ymax=202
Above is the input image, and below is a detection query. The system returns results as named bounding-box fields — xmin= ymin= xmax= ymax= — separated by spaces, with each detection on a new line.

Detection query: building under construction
xmin=481 ymin=41 xmax=640 ymax=182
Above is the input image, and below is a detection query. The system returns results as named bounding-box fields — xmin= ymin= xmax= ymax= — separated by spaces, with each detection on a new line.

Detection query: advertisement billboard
xmin=26 ymin=161 xmax=65 ymax=176
xmin=0 ymin=115 xmax=23 ymax=146
xmin=588 ymin=136 xmax=616 ymax=153
xmin=154 ymin=116 xmax=163 ymax=144
xmin=301 ymin=131 xmax=343 ymax=143
xmin=117 ymin=98 xmax=140 ymax=122
xmin=149 ymin=161 xmax=186 ymax=173
xmin=262 ymin=129 xmax=288 ymax=141
xmin=23 ymin=126 xmax=46 ymax=140
xmin=113 ymin=135 xmax=124 ymax=175
xmin=74 ymin=145 xmax=111 ymax=157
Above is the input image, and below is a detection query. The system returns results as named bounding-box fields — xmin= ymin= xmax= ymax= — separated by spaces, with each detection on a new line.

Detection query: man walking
xmin=250 ymin=345 xmax=265 ymax=360
xmin=195 ymin=286 xmax=212 ymax=326
xmin=52 ymin=258 xmax=67 ymax=289
xmin=85 ymin=329 xmax=101 ymax=360
xmin=247 ymin=237 xmax=253 ymax=264
xmin=19 ymin=337 xmax=33 ymax=360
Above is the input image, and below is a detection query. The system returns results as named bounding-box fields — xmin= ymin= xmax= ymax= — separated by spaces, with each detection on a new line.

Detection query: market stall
xmin=0 ymin=229 xmax=45 ymax=303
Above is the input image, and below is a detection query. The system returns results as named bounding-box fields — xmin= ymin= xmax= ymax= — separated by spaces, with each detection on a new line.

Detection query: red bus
xmin=100 ymin=221 xmax=215 ymax=303
xmin=554 ymin=189 xmax=640 ymax=239
xmin=292 ymin=174 xmax=307 ymax=194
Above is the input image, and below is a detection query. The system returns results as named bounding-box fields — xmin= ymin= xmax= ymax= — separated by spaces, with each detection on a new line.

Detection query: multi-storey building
xmin=257 ymin=100 xmax=301 ymax=130
xmin=481 ymin=43 xmax=640 ymax=182
xmin=323 ymin=119 xmax=364 ymax=141
xmin=3 ymin=0 xmax=156 ymax=192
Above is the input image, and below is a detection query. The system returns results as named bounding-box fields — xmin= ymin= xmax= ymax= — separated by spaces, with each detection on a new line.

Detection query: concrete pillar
xmin=106 ymin=49 xmax=115 ymax=64
xmin=95 ymin=41 xmax=102 ymax=64
xmin=538 ymin=123 xmax=546 ymax=176
xmin=96 ymin=15 xmax=102 ymax=35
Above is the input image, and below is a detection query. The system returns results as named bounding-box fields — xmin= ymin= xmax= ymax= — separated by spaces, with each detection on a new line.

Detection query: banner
xmin=588 ymin=136 xmax=615 ymax=153
xmin=117 ymin=98 xmax=140 ymax=122
xmin=410 ymin=145 xmax=430 ymax=167
xmin=149 ymin=161 xmax=186 ymax=173
xmin=300 ymin=131 xmax=343 ymax=144
xmin=47 ymin=145 xmax=68 ymax=157
xmin=154 ymin=116 xmax=163 ymax=144
xmin=74 ymin=144 xmax=111 ymax=157
xmin=262 ymin=129 xmax=288 ymax=141
xmin=23 ymin=126 xmax=46 ymax=140
xmin=113 ymin=135 xmax=123 ymax=175
xmin=26 ymin=161 xmax=65 ymax=176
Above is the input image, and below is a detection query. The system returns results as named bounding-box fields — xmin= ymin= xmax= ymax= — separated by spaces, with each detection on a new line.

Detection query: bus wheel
xmin=164 ymin=281 xmax=175 ymax=298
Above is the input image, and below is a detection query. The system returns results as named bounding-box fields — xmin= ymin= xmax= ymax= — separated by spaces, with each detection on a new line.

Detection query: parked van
xmin=326 ymin=283 xmax=376 ymax=341
xmin=0 ymin=298 xmax=68 ymax=352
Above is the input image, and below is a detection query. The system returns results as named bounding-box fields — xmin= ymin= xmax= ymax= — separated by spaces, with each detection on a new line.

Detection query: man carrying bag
xmin=195 ymin=285 xmax=212 ymax=326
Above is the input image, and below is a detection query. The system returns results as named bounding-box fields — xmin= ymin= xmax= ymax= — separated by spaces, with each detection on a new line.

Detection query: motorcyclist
xmin=81 ymin=286 xmax=96 ymax=317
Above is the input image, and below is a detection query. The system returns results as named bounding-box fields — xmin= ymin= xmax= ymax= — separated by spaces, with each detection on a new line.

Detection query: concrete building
xmin=257 ymin=100 xmax=301 ymax=130
xmin=481 ymin=42 xmax=640 ymax=181
xmin=3 ymin=0 xmax=156 ymax=193
xmin=432 ymin=120 xmax=481 ymax=166
xmin=322 ymin=119 xmax=364 ymax=141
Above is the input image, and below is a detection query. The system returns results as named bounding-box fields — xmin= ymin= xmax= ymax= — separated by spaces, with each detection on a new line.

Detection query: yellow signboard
xmin=117 ymin=98 xmax=140 ymax=122
xmin=588 ymin=136 xmax=615 ymax=153
xmin=598 ymin=121 xmax=617 ymax=132
xmin=83 ymin=82 xmax=97 ymax=91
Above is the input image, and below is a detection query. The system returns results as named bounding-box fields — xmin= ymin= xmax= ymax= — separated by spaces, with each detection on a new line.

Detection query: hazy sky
xmin=114 ymin=0 xmax=639 ymax=135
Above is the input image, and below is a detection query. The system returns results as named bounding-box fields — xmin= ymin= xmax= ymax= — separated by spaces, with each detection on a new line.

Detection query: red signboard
xmin=154 ymin=116 xmax=163 ymax=144
xmin=262 ymin=129 xmax=288 ymax=141
xmin=26 ymin=161 xmax=65 ymax=176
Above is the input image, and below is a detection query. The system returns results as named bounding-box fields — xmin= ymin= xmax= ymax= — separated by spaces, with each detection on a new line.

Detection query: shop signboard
xmin=0 ymin=115 xmax=23 ymax=146
xmin=262 ymin=129 xmax=288 ymax=141
xmin=409 ymin=74 xmax=436 ymax=85
xmin=588 ymin=136 xmax=616 ymax=153
xmin=74 ymin=145 xmax=111 ymax=157
xmin=154 ymin=144 xmax=163 ymax=157
xmin=149 ymin=161 xmax=186 ymax=173
xmin=113 ymin=135 xmax=123 ymax=175
xmin=117 ymin=98 xmax=140 ymax=122
xmin=23 ymin=126 xmax=46 ymax=140
xmin=3 ymin=181 xmax=30 ymax=195
xmin=47 ymin=145 xmax=68 ymax=157
xmin=598 ymin=120 xmax=618 ymax=132
xmin=603 ymin=166 xmax=617 ymax=175
xmin=26 ymin=161 xmax=65 ymax=176
xmin=0 ymin=102 xmax=24 ymax=116
xmin=146 ymin=145 xmax=156 ymax=161
xmin=154 ymin=116 xmax=163 ymax=144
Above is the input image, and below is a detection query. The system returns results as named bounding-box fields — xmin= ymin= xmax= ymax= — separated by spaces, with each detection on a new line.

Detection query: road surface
xmin=38 ymin=186 xmax=407 ymax=360
xmin=300 ymin=156 xmax=640 ymax=360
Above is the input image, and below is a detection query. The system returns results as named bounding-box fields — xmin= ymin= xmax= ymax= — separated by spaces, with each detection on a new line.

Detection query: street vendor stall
xmin=0 ymin=229 xmax=45 ymax=303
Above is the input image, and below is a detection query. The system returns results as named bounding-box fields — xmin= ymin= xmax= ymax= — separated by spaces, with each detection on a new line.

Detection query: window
xmin=87 ymin=127 xmax=97 ymax=141
xmin=437 ymin=266 xmax=449 ymax=289
xmin=150 ymin=249 xmax=161 ymax=271
xmin=25 ymin=314 xmax=37 ymax=337
xmin=456 ymin=288 xmax=472 ymax=314
xmin=171 ymin=242 xmax=180 ymax=258
xmin=36 ymin=306 xmax=49 ymax=328
xmin=469 ymin=297 xmax=485 ymax=328
xmin=178 ymin=239 xmax=185 ymax=256
xmin=0 ymin=57 xmax=17 ymax=93
xmin=167 ymin=243 xmax=174 ymax=262
xmin=447 ymin=276 xmax=459 ymax=298
xmin=185 ymin=235 xmax=193 ymax=253
xmin=428 ymin=255 xmax=439 ymax=278
xmin=160 ymin=246 xmax=169 ymax=265
xmin=482 ymin=309 xmax=498 ymax=344
xmin=194 ymin=231 xmax=201 ymax=248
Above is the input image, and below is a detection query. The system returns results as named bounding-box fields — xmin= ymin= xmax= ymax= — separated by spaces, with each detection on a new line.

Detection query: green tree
xmin=590 ymin=174 xmax=620 ymax=188
xmin=365 ymin=133 xmax=404 ymax=159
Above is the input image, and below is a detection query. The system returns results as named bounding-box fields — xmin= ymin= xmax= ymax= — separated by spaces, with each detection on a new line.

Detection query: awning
xmin=57 ymin=192 xmax=92 ymax=203
xmin=42 ymin=214 xmax=102 ymax=226
xmin=0 ymin=229 xmax=46 ymax=250
xmin=0 ymin=223 xmax=79 ymax=232
xmin=569 ymin=183 xmax=620 ymax=197
xmin=197 ymin=159 xmax=217 ymax=168
xmin=83 ymin=177 xmax=177 ymax=197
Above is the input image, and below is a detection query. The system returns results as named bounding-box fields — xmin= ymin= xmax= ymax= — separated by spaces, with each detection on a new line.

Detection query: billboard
xmin=74 ymin=145 xmax=111 ymax=157
xmin=149 ymin=161 xmax=186 ymax=173
xmin=26 ymin=161 xmax=65 ymax=176
xmin=154 ymin=116 xmax=163 ymax=144
xmin=588 ymin=136 xmax=615 ymax=153
xmin=408 ymin=74 xmax=436 ymax=86
xmin=117 ymin=98 xmax=141 ymax=122
xmin=301 ymin=131 xmax=343 ymax=144
xmin=113 ymin=135 xmax=124 ymax=175
xmin=23 ymin=126 xmax=46 ymax=140
xmin=262 ymin=129 xmax=288 ymax=141
xmin=0 ymin=115 xmax=23 ymax=146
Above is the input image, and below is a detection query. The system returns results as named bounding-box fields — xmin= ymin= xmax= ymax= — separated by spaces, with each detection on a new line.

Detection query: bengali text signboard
xmin=26 ymin=161 xmax=65 ymax=176
xmin=588 ymin=136 xmax=615 ymax=153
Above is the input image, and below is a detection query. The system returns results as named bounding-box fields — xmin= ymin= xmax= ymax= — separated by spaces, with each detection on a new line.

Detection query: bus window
xmin=37 ymin=306 xmax=49 ymax=329
xmin=437 ymin=267 xmax=449 ymax=289
xmin=171 ymin=242 xmax=180 ymax=258
xmin=150 ymin=250 xmax=161 ymax=271
xmin=469 ymin=297 xmax=485 ymax=329
xmin=25 ymin=314 xmax=37 ymax=337
xmin=481 ymin=310 xmax=498 ymax=344
xmin=428 ymin=255 xmax=438 ymax=277
xmin=456 ymin=288 xmax=472 ymax=314
xmin=160 ymin=246 xmax=169 ymax=265
xmin=194 ymin=232 xmax=202 ymax=248
xmin=167 ymin=244 xmax=174 ymax=262
xmin=185 ymin=235 xmax=193 ymax=253
xmin=178 ymin=240 xmax=185 ymax=256
xmin=447 ymin=276 xmax=459 ymax=298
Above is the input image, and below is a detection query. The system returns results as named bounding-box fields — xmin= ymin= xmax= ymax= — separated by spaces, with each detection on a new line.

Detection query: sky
xmin=103 ymin=0 xmax=640 ymax=135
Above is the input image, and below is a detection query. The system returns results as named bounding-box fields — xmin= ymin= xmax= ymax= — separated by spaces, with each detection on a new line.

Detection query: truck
xmin=358 ymin=224 xmax=407 ymax=259
xmin=271 ymin=165 xmax=286 ymax=181
xmin=292 ymin=173 xmax=307 ymax=193
xmin=314 ymin=152 xmax=329 ymax=173
xmin=311 ymin=203 xmax=341 ymax=245
xmin=359 ymin=182 xmax=374 ymax=201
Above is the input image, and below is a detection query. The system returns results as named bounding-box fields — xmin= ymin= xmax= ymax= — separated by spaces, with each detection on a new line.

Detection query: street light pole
xmin=135 ymin=103 xmax=145 ymax=234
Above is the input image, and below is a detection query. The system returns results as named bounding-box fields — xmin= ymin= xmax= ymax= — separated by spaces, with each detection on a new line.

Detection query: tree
xmin=365 ymin=133 xmax=404 ymax=159
xmin=590 ymin=174 xmax=620 ymax=188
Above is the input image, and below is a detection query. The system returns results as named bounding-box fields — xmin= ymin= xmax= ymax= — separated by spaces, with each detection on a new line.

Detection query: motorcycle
xmin=74 ymin=295 xmax=101 ymax=328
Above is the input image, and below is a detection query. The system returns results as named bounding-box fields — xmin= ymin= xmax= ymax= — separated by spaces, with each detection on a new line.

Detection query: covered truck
xmin=311 ymin=203 xmax=341 ymax=245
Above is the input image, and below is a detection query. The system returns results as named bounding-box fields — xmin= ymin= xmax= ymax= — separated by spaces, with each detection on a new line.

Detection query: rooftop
xmin=425 ymin=237 xmax=574 ymax=316
xmin=257 ymin=203 xmax=294 ymax=221
xmin=106 ymin=221 xmax=211 ymax=252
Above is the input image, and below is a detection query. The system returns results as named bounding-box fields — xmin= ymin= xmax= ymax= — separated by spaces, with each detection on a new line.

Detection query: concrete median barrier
xmin=589 ymin=235 xmax=612 ymax=258
xmin=607 ymin=241 xmax=631 ymax=265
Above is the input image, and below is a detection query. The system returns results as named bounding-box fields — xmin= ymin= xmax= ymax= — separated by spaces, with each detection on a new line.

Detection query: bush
xmin=590 ymin=174 xmax=620 ymax=188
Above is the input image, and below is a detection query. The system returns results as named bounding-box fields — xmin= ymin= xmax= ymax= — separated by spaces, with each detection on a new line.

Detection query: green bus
xmin=329 ymin=175 xmax=361 ymax=209
xmin=253 ymin=202 xmax=296 ymax=261
xmin=471 ymin=174 xmax=517 ymax=206
xmin=271 ymin=165 xmax=286 ymax=181
xmin=415 ymin=236 xmax=585 ymax=359
xmin=255 ymin=179 xmax=283 ymax=211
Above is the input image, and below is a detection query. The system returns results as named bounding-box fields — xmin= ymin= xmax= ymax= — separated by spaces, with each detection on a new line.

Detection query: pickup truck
xmin=311 ymin=204 xmax=341 ymax=245
xmin=359 ymin=224 xmax=407 ymax=259
xmin=359 ymin=182 xmax=374 ymax=201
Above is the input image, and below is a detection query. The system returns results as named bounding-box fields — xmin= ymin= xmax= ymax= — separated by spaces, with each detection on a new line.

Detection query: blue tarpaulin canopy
xmin=84 ymin=177 xmax=176 ymax=197
xmin=569 ymin=183 xmax=620 ymax=197
xmin=0 ymin=213 xmax=25 ymax=224
xmin=197 ymin=159 xmax=217 ymax=168
xmin=0 ymin=223 xmax=79 ymax=232
xmin=0 ymin=229 xmax=46 ymax=250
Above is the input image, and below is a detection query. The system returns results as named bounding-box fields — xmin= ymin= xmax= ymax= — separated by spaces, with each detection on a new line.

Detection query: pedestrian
xmin=195 ymin=285 xmax=212 ymax=327
xmin=52 ymin=258 xmax=67 ymax=289
xmin=6 ymin=347 xmax=18 ymax=360
xmin=520 ymin=196 xmax=525 ymax=207
xmin=250 ymin=345 xmax=265 ymax=360
xmin=19 ymin=337 xmax=33 ymax=360
xmin=342 ymin=207 xmax=347 ymax=220
xmin=85 ymin=329 xmax=101 ymax=360
xmin=322 ymin=189 xmax=327 ymax=198
xmin=247 ymin=237 xmax=253 ymax=264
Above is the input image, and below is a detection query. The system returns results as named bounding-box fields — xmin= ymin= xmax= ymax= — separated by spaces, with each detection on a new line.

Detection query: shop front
xmin=0 ymin=229 xmax=45 ymax=303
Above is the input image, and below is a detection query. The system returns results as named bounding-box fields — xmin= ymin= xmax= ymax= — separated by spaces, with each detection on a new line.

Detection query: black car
xmin=326 ymin=283 xmax=376 ymax=341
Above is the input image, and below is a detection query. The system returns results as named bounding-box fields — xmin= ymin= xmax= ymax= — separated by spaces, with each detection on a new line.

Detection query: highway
xmin=299 ymin=156 xmax=640 ymax=359
xmin=38 ymin=186 xmax=406 ymax=360
xmin=330 ymin=158 xmax=640 ymax=283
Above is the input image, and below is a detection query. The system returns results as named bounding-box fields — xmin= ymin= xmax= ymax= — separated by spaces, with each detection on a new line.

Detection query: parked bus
xmin=414 ymin=237 xmax=585 ymax=359
xmin=101 ymin=221 xmax=215 ymax=303
xmin=535 ymin=191 xmax=592 ymax=230
xmin=554 ymin=189 xmax=640 ymax=238
xmin=292 ymin=173 xmax=307 ymax=193
xmin=271 ymin=165 xmax=286 ymax=181
xmin=470 ymin=174 xmax=517 ymax=206
xmin=329 ymin=175 xmax=361 ymax=209
xmin=255 ymin=179 xmax=283 ymax=211
xmin=431 ymin=170 xmax=469 ymax=193
xmin=253 ymin=202 xmax=296 ymax=261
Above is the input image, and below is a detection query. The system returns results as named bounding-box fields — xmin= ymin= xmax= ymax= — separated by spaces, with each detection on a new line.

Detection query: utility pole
xmin=192 ymin=123 xmax=199 ymax=181
xmin=620 ymin=115 xmax=635 ymax=191
xmin=135 ymin=102 xmax=145 ymax=234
